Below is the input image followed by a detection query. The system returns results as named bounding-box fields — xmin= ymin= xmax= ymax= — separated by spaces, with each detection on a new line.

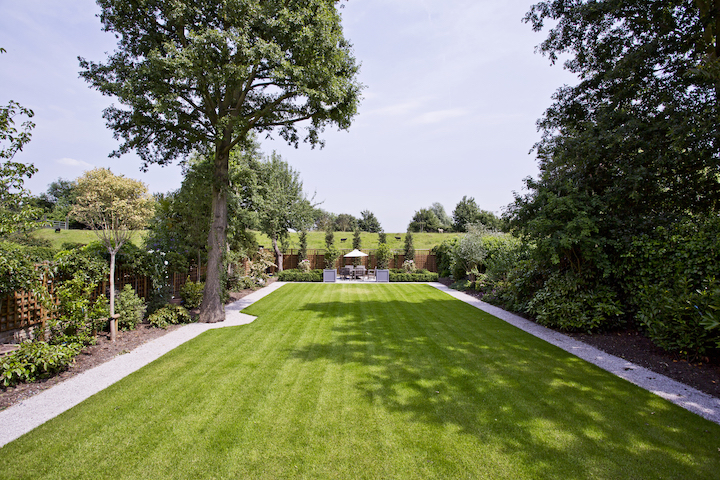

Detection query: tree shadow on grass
xmin=288 ymin=292 xmax=720 ymax=478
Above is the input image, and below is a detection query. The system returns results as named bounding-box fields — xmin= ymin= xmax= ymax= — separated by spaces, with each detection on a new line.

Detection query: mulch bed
xmin=0 ymin=282 xmax=271 ymax=412
xmin=438 ymin=278 xmax=720 ymax=400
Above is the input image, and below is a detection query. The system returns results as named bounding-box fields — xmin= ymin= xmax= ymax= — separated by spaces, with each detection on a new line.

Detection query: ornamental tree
xmin=80 ymin=0 xmax=362 ymax=322
xmin=72 ymin=168 xmax=154 ymax=341
xmin=255 ymin=152 xmax=313 ymax=272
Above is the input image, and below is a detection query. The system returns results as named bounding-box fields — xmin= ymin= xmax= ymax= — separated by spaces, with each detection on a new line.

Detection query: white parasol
xmin=343 ymin=249 xmax=368 ymax=258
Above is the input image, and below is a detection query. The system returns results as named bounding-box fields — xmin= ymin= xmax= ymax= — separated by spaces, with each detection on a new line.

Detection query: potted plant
xmin=323 ymin=245 xmax=339 ymax=282
xmin=375 ymin=243 xmax=391 ymax=282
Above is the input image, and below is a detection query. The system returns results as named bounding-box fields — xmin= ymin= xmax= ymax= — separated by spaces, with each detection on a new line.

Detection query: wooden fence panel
xmin=273 ymin=250 xmax=437 ymax=272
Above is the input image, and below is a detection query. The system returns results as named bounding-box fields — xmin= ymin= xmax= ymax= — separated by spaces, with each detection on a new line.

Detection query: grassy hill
xmin=32 ymin=228 xmax=460 ymax=252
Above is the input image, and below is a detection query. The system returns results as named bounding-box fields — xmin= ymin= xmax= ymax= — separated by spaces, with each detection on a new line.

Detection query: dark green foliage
xmin=51 ymin=246 xmax=110 ymax=345
xmin=148 ymin=305 xmax=193 ymax=329
xmin=277 ymin=269 xmax=323 ymax=282
xmin=375 ymin=243 xmax=392 ymax=270
xmin=0 ymin=241 xmax=47 ymax=298
xmin=620 ymin=216 xmax=720 ymax=357
xmin=378 ymin=231 xmax=387 ymax=245
xmin=452 ymin=196 xmax=481 ymax=232
xmin=180 ymin=280 xmax=204 ymax=309
xmin=389 ymin=271 xmax=438 ymax=282
xmin=298 ymin=230 xmax=308 ymax=260
xmin=358 ymin=210 xmax=381 ymax=233
xmin=334 ymin=214 xmax=357 ymax=232
xmin=115 ymin=284 xmax=146 ymax=331
xmin=432 ymin=238 xmax=457 ymax=278
xmin=0 ymin=341 xmax=82 ymax=387
xmin=403 ymin=231 xmax=415 ymax=261
xmin=408 ymin=208 xmax=441 ymax=232
xmin=526 ymin=270 xmax=623 ymax=332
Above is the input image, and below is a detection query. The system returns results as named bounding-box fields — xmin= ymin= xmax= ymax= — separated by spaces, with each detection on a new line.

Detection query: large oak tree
xmin=80 ymin=0 xmax=362 ymax=322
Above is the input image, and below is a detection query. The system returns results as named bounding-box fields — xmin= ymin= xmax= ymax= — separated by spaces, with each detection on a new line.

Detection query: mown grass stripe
xmin=0 ymin=284 xmax=718 ymax=479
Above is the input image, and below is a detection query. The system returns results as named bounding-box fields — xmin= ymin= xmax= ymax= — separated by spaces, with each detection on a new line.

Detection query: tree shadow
xmin=286 ymin=289 xmax=720 ymax=477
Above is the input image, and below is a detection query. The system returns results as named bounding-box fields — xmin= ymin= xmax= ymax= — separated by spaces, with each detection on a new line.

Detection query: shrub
xmin=635 ymin=278 xmax=720 ymax=359
xmin=278 ymin=269 xmax=322 ymax=282
xmin=298 ymin=259 xmax=311 ymax=273
xmin=432 ymin=238 xmax=457 ymax=278
xmin=180 ymin=280 xmax=204 ymax=308
xmin=115 ymin=284 xmax=146 ymax=330
xmin=0 ymin=341 xmax=82 ymax=387
xmin=526 ymin=270 xmax=623 ymax=332
xmin=229 ymin=275 xmax=256 ymax=291
xmin=148 ymin=304 xmax=193 ymax=329
xmin=389 ymin=272 xmax=438 ymax=282
xmin=375 ymin=243 xmax=392 ymax=270
xmin=402 ymin=259 xmax=417 ymax=273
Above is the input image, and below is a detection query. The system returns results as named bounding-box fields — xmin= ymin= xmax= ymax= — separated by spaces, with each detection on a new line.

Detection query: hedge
xmin=277 ymin=269 xmax=323 ymax=282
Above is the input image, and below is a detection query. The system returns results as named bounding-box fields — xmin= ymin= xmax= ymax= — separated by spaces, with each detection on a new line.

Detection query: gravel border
xmin=0 ymin=281 xmax=286 ymax=448
xmin=3 ymin=280 xmax=718 ymax=449
xmin=430 ymin=282 xmax=720 ymax=425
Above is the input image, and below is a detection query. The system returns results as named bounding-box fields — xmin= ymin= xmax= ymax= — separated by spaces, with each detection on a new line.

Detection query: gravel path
xmin=2 ymin=281 xmax=718 ymax=449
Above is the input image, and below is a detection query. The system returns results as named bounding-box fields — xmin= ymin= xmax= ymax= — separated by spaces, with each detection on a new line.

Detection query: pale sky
xmin=0 ymin=0 xmax=576 ymax=232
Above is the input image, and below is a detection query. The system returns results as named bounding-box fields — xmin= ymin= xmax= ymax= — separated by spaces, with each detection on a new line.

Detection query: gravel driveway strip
xmin=0 ymin=281 xmax=286 ymax=448
xmin=2 ymin=281 xmax=718 ymax=449
xmin=430 ymin=283 xmax=720 ymax=425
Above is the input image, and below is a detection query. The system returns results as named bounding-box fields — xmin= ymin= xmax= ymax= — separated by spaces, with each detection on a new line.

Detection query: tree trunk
xmin=272 ymin=236 xmax=284 ymax=272
xmin=199 ymin=145 xmax=230 ymax=323
xmin=109 ymin=249 xmax=117 ymax=342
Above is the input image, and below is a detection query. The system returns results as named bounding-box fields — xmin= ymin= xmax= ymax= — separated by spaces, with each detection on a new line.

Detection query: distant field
xmin=252 ymin=231 xmax=461 ymax=251
xmin=33 ymin=228 xmax=459 ymax=252
xmin=32 ymin=228 xmax=148 ymax=249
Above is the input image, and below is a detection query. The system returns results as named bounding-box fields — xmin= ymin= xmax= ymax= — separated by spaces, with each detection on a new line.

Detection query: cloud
xmin=412 ymin=108 xmax=468 ymax=124
xmin=56 ymin=157 xmax=94 ymax=169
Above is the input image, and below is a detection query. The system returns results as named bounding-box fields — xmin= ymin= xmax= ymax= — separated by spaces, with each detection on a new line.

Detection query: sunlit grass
xmin=1 ymin=284 xmax=718 ymax=479
xmin=31 ymin=228 xmax=147 ymax=249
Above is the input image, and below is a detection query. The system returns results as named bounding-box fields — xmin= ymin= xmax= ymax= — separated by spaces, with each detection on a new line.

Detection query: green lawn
xmin=253 ymin=231 xmax=459 ymax=251
xmin=32 ymin=229 xmax=455 ymax=252
xmin=31 ymin=228 xmax=148 ymax=249
xmin=1 ymin=284 xmax=718 ymax=479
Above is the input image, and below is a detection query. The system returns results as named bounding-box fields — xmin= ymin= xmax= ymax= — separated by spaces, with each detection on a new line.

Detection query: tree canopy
xmin=81 ymin=0 xmax=362 ymax=322
xmin=255 ymin=152 xmax=312 ymax=272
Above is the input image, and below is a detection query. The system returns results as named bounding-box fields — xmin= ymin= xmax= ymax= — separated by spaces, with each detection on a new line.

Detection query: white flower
xmin=164 ymin=260 xmax=169 ymax=265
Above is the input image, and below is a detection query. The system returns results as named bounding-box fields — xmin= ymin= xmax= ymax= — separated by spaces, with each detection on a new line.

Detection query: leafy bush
xmin=375 ymin=243 xmax=392 ymax=270
xmin=298 ymin=259 xmax=311 ymax=273
xmin=277 ymin=269 xmax=322 ymax=282
xmin=249 ymin=249 xmax=275 ymax=283
xmin=180 ymin=280 xmax=204 ymax=308
xmin=0 ymin=341 xmax=82 ymax=387
xmin=0 ymin=241 xmax=48 ymax=299
xmin=526 ymin=271 xmax=623 ymax=332
xmin=148 ymin=304 xmax=193 ymax=329
xmin=432 ymin=238 xmax=457 ymax=278
xmin=228 ymin=275 xmax=256 ymax=291
xmin=115 ymin=284 xmax=146 ymax=330
xmin=402 ymin=259 xmax=417 ymax=273
xmin=621 ymin=216 xmax=720 ymax=357
xmin=389 ymin=272 xmax=438 ymax=282
xmin=324 ymin=245 xmax=340 ymax=269
xmin=635 ymin=279 xmax=720 ymax=359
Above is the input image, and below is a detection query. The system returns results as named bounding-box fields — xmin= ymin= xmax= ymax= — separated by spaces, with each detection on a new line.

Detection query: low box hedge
xmin=389 ymin=272 xmax=439 ymax=282
xmin=277 ymin=269 xmax=323 ymax=282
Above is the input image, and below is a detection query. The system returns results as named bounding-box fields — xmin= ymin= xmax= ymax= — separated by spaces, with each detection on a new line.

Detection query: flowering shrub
xmin=402 ymin=259 xmax=417 ymax=273
xmin=298 ymin=259 xmax=311 ymax=272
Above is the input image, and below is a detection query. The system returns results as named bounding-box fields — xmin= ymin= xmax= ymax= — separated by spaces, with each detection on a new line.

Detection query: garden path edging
xmin=429 ymin=282 xmax=720 ymax=425
xmin=0 ymin=281 xmax=287 ymax=448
